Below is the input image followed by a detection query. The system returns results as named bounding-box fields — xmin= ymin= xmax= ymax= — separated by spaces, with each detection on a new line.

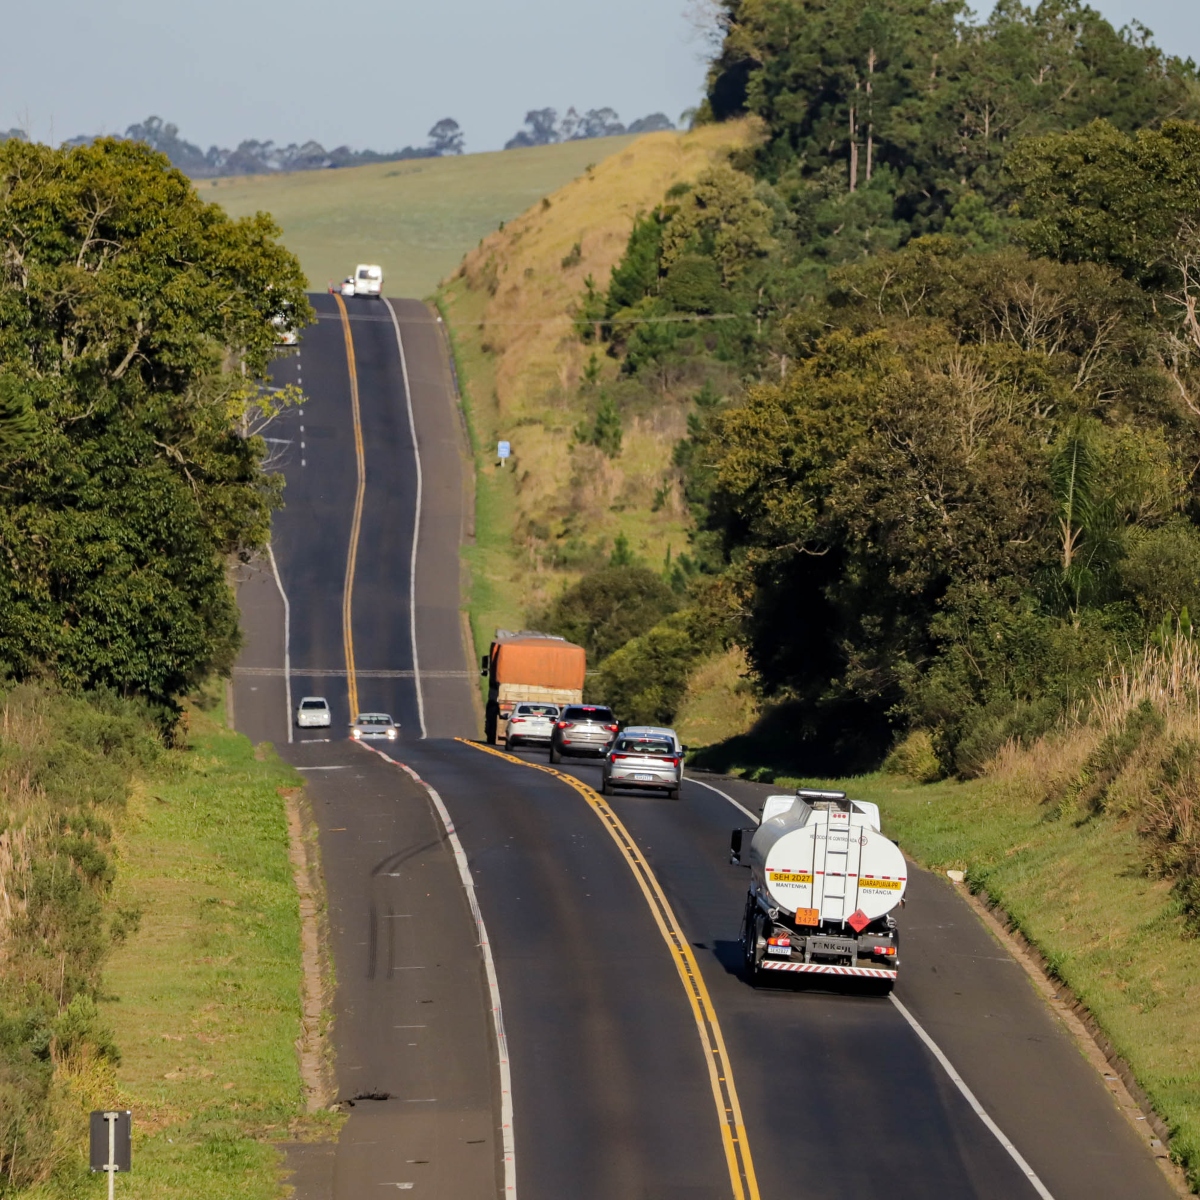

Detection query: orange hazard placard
xmin=794 ymin=907 xmax=819 ymax=926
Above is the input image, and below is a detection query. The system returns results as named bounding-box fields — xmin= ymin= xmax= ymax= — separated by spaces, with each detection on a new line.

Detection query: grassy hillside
xmin=437 ymin=121 xmax=757 ymax=657
xmin=208 ymin=137 xmax=638 ymax=296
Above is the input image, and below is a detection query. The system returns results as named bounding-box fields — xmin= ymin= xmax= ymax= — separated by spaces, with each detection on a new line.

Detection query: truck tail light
xmin=872 ymin=945 xmax=896 ymax=956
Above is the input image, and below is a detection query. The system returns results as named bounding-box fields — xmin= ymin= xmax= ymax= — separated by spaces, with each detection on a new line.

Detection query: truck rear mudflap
xmin=759 ymin=961 xmax=897 ymax=979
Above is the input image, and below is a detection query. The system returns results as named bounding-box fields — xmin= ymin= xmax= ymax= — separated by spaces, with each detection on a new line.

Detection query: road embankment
xmin=6 ymin=691 xmax=329 ymax=1199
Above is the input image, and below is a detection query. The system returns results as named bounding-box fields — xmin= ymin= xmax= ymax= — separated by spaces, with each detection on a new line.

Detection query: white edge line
xmin=358 ymin=743 xmax=515 ymax=1196
xmin=684 ymin=774 xmax=758 ymax=821
xmin=688 ymin=772 xmax=1057 ymax=1199
xmin=267 ymin=544 xmax=293 ymax=744
xmin=382 ymin=296 xmax=427 ymax=740
xmin=890 ymin=996 xmax=1056 ymax=1200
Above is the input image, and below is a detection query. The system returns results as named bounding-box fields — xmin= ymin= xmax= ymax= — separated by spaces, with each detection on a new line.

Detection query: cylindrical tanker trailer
xmin=730 ymin=789 xmax=904 ymax=988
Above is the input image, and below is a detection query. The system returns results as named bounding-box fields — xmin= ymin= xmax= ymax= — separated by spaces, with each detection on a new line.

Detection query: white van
xmin=353 ymin=264 xmax=383 ymax=297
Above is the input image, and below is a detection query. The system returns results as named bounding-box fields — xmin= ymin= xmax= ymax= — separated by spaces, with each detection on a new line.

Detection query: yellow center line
xmin=456 ymin=738 xmax=760 ymax=1200
xmin=334 ymin=293 xmax=366 ymax=719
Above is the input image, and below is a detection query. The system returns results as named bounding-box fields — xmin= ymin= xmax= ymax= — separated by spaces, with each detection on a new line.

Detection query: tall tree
xmin=0 ymin=137 xmax=311 ymax=700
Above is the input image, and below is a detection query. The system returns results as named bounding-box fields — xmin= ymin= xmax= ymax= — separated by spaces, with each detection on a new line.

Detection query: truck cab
xmin=353 ymin=264 xmax=383 ymax=297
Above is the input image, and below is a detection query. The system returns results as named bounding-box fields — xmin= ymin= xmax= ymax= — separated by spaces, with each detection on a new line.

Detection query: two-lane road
xmin=234 ymin=292 xmax=1176 ymax=1200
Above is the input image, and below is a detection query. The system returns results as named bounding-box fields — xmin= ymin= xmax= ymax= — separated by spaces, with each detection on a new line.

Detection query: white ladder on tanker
xmin=816 ymin=808 xmax=860 ymax=924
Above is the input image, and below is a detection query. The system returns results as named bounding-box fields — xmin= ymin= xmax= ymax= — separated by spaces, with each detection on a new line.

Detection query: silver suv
xmin=549 ymin=705 xmax=618 ymax=762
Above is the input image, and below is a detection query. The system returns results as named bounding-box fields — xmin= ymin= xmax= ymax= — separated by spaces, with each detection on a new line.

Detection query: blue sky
xmin=3 ymin=1 xmax=1197 ymax=155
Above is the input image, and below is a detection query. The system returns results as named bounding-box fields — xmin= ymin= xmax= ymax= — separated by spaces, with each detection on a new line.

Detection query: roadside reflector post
xmin=89 ymin=1110 xmax=131 ymax=1200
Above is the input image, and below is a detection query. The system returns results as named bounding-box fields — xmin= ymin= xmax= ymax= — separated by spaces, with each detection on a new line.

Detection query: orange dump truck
xmin=481 ymin=630 xmax=586 ymax=744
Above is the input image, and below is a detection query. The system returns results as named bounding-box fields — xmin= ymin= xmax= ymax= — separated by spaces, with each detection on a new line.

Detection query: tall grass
xmin=0 ymin=684 xmax=163 ymax=1190
xmin=989 ymin=634 xmax=1200 ymax=932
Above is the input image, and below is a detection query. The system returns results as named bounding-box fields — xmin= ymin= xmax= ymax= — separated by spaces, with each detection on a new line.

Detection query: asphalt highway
xmin=233 ymin=291 xmax=1177 ymax=1200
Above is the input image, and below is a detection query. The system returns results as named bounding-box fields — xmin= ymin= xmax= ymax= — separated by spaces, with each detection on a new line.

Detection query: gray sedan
xmin=350 ymin=712 xmax=399 ymax=742
xmin=600 ymin=733 xmax=683 ymax=799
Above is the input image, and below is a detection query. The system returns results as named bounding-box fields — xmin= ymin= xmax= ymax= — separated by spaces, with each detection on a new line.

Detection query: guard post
xmin=89 ymin=1110 xmax=131 ymax=1199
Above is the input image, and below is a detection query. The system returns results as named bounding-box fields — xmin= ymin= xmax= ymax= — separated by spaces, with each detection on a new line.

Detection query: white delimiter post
xmin=105 ymin=1112 xmax=116 ymax=1200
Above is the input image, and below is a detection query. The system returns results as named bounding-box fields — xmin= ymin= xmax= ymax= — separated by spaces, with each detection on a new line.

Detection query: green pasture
xmin=209 ymin=137 xmax=637 ymax=297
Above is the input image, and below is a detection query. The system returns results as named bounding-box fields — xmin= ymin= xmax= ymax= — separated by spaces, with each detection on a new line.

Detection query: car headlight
xmin=387 ymin=729 xmax=397 ymax=739
xmin=352 ymin=729 xmax=361 ymax=739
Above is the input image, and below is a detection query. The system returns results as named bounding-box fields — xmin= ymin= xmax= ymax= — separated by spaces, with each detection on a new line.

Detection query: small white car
xmin=272 ymin=313 xmax=298 ymax=345
xmin=339 ymin=277 xmax=355 ymax=297
xmin=296 ymin=697 xmax=332 ymax=728
xmin=350 ymin=712 xmax=399 ymax=741
xmin=353 ymin=264 xmax=383 ymax=297
xmin=504 ymin=702 xmax=560 ymax=749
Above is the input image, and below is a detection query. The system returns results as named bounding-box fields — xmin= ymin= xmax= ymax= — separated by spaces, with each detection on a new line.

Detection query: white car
xmin=272 ymin=313 xmax=298 ymax=345
xmin=504 ymin=702 xmax=560 ymax=749
xmin=296 ymin=697 xmax=332 ymax=728
xmin=353 ymin=264 xmax=383 ymax=297
xmin=339 ymin=277 xmax=355 ymax=297
xmin=350 ymin=712 xmax=399 ymax=741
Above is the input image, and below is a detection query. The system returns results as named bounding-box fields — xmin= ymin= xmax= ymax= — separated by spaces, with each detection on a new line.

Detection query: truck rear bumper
xmin=760 ymin=961 xmax=897 ymax=979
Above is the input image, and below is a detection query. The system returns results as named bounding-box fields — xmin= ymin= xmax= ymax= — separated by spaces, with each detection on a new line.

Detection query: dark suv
xmin=549 ymin=705 xmax=618 ymax=762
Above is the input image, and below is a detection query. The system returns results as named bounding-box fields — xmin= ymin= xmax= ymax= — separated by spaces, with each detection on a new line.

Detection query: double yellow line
xmin=458 ymin=739 xmax=761 ymax=1200
xmin=334 ymin=293 xmax=365 ymax=719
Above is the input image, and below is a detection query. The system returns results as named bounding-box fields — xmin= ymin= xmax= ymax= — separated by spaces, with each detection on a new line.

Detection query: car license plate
xmin=632 ymin=773 xmax=655 ymax=781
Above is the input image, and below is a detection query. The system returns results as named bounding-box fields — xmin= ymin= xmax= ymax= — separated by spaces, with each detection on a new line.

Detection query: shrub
xmin=883 ymin=730 xmax=942 ymax=783
xmin=591 ymin=611 xmax=714 ymax=725
xmin=533 ymin=566 xmax=678 ymax=661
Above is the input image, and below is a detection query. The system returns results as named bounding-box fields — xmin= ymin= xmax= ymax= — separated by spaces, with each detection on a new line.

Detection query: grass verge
xmin=24 ymin=700 xmax=328 ymax=1199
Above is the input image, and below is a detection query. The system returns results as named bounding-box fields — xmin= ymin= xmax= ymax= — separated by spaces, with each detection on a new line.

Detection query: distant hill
xmin=206 ymin=135 xmax=641 ymax=297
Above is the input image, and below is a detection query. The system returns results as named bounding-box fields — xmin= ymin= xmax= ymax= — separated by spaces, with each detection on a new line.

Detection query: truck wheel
xmin=741 ymin=906 xmax=762 ymax=985
xmin=549 ymin=743 xmax=561 ymax=764
xmin=485 ymin=705 xmax=498 ymax=745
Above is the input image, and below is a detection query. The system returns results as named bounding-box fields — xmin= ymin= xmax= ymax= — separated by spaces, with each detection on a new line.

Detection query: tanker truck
xmin=481 ymin=630 xmax=586 ymax=744
xmin=730 ymin=789 xmax=904 ymax=989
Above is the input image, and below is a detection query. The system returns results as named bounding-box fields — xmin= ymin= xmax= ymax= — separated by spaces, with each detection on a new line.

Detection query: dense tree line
xmin=0 ymin=136 xmax=310 ymax=701
xmin=551 ymin=0 xmax=1200 ymax=773
xmin=51 ymin=115 xmax=467 ymax=178
xmin=505 ymin=107 xmax=675 ymax=149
